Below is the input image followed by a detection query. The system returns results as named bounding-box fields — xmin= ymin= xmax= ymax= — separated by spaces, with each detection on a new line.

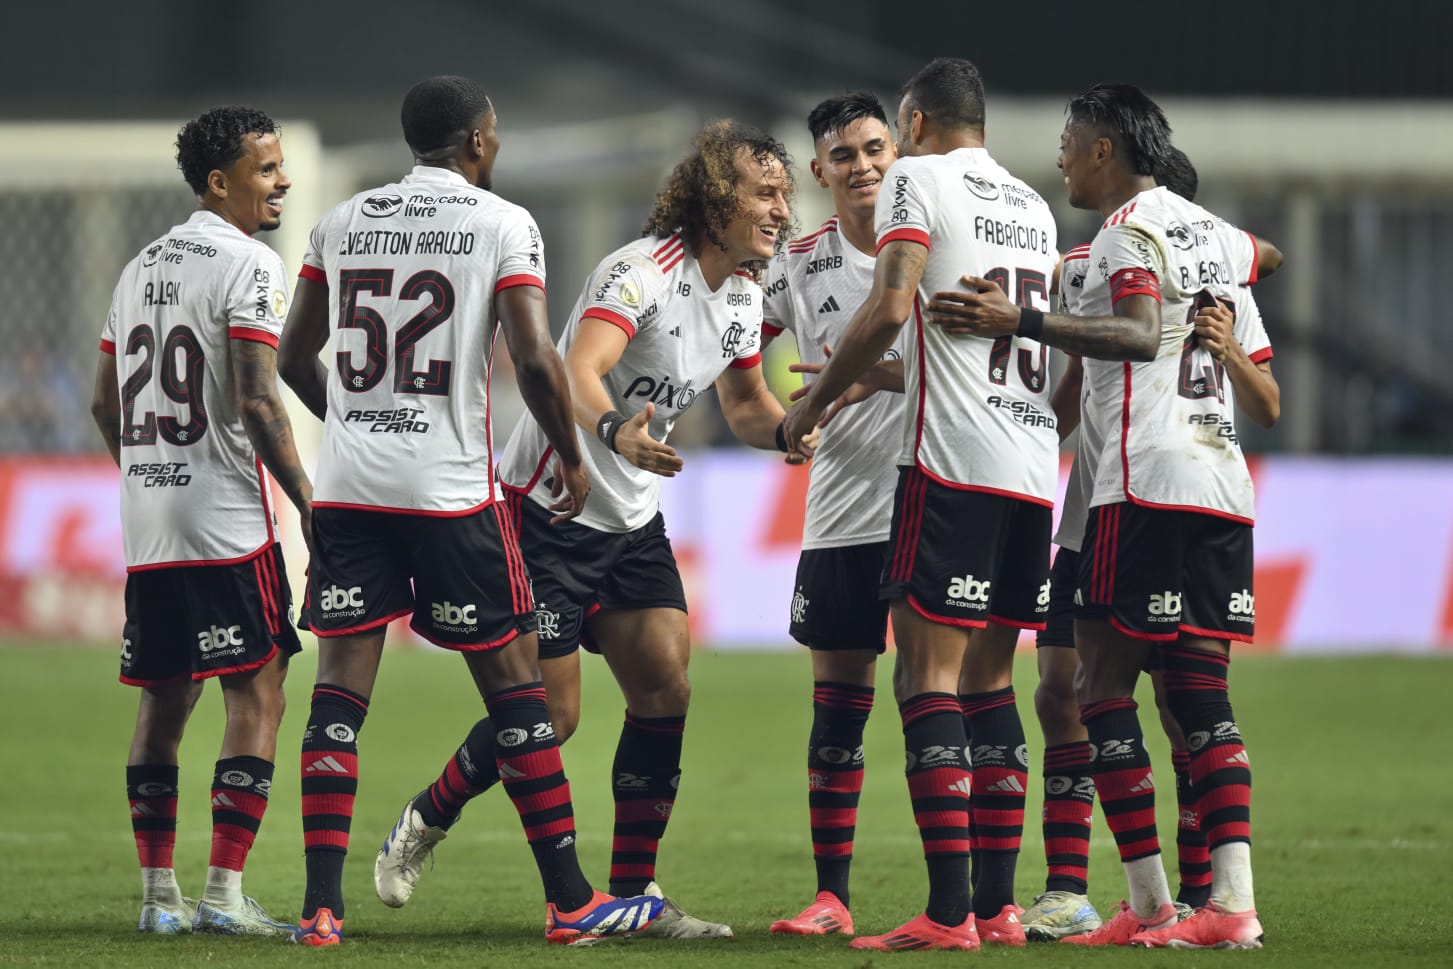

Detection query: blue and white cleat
xmin=138 ymin=897 xmax=196 ymax=934
xmin=375 ymin=796 xmax=448 ymax=908
xmin=194 ymin=895 xmax=295 ymax=937
xmin=545 ymin=891 xmax=664 ymax=946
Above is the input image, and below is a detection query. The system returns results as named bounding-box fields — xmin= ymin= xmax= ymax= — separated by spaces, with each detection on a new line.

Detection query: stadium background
xmin=2 ymin=4 xmax=1452 ymax=965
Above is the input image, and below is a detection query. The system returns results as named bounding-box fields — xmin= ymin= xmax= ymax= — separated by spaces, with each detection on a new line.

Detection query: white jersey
xmin=1053 ymin=244 xmax=1096 ymax=552
xmin=876 ymin=148 xmax=1060 ymax=503
xmin=1079 ymin=186 xmax=1261 ymax=522
xmin=101 ymin=210 xmax=288 ymax=570
xmin=762 ymin=217 xmax=905 ymax=549
xmin=299 ymin=166 xmax=545 ymax=514
xmin=498 ymin=235 xmax=763 ymax=533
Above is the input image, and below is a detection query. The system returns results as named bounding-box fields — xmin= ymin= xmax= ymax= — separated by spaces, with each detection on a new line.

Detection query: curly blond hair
xmin=643 ymin=120 xmax=797 ymax=280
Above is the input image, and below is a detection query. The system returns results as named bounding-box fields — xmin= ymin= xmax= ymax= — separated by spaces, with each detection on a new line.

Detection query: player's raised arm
xmin=1251 ymin=234 xmax=1283 ymax=279
xmin=278 ymin=275 xmax=331 ymax=420
xmin=497 ymin=283 xmax=592 ymax=516
xmin=783 ymin=238 xmax=922 ymax=446
xmin=1194 ymin=298 xmax=1280 ymax=428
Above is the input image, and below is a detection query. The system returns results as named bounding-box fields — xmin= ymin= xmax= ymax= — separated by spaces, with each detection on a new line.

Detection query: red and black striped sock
xmin=808 ymin=681 xmax=873 ymax=907
xmin=900 ymin=692 xmax=971 ymax=927
xmin=417 ymin=717 xmax=498 ymax=829
xmin=608 ymin=713 xmax=686 ymax=897
xmin=962 ymin=688 xmax=1027 ymax=918
xmin=1161 ymin=647 xmax=1251 ymax=852
xmin=1080 ymin=698 xmax=1160 ymax=862
xmin=1042 ymin=742 xmax=1094 ymax=895
xmin=1172 ymin=748 xmax=1212 ymax=906
xmin=300 ymin=684 xmax=368 ymax=920
xmin=488 ymin=683 xmax=592 ymax=910
xmin=127 ymin=764 xmax=179 ymax=870
xmin=209 ymin=755 xmax=273 ymax=872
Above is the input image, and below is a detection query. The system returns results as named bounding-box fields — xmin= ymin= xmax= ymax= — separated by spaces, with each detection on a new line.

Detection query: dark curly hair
xmin=643 ymin=120 xmax=797 ymax=277
xmin=175 ymin=107 xmax=279 ymax=197
xmin=401 ymin=75 xmax=491 ymax=156
xmin=1066 ymin=83 xmax=1172 ymax=178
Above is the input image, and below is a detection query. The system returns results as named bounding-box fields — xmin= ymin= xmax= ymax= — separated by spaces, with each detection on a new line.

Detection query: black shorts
xmin=1077 ymin=501 xmax=1255 ymax=642
xmin=121 ymin=543 xmax=300 ymax=687
xmin=880 ymin=466 xmax=1051 ymax=629
xmin=1036 ymin=547 xmax=1079 ymax=649
xmin=789 ymin=542 xmax=891 ymax=653
xmin=306 ymin=504 xmax=536 ymax=650
xmin=511 ymin=494 xmax=687 ymax=660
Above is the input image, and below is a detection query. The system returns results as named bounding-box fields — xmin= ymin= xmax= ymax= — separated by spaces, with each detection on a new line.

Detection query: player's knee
xmin=550 ymin=703 xmax=581 ymax=744
xmin=1034 ymin=675 xmax=1079 ymax=733
xmin=625 ymin=669 xmax=691 ymax=718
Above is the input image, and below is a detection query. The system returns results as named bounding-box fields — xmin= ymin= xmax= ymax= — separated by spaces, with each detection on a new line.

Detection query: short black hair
xmin=1066 ymin=83 xmax=1173 ymax=178
xmin=401 ymin=75 xmax=492 ymax=155
xmin=898 ymin=58 xmax=985 ymax=131
xmin=807 ymin=91 xmax=888 ymax=143
xmin=175 ymin=107 xmax=278 ymax=197
xmin=1155 ymin=146 xmax=1198 ymax=202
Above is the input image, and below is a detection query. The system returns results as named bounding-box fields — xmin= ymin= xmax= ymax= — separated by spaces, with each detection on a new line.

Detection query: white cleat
xmin=1022 ymin=890 xmax=1103 ymax=941
xmin=375 ymin=798 xmax=448 ymax=908
xmin=193 ymin=895 xmax=295 ymax=937
xmin=635 ymin=881 xmax=733 ymax=939
xmin=138 ymin=896 xmax=196 ymax=934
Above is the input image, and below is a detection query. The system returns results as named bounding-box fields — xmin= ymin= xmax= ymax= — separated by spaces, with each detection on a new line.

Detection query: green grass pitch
xmin=2 ymin=642 xmax=1450 ymax=966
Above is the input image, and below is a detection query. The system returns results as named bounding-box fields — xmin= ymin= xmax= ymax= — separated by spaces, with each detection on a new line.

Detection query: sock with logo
xmin=205 ymin=755 xmax=273 ymax=905
xmin=1161 ymin=646 xmax=1254 ymax=911
xmin=300 ymin=684 xmax=368 ymax=920
xmin=1081 ymin=698 xmax=1171 ymax=917
xmin=487 ymin=683 xmax=593 ymax=910
xmin=1041 ymin=741 xmax=1095 ymax=895
xmin=900 ymin=692 xmax=972 ymax=927
xmin=961 ymin=688 xmax=1027 ymax=918
xmin=127 ymin=764 xmax=180 ymax=902
xmin=608 ymin=712 xmax=686 ymax=897
xmin=807 ymin=681 xmax=873 ymax=907
xmin=416 ymin=717 xmax=499 ymax=830
xmin=1172 ymin=748 xmax=1212 ymax=908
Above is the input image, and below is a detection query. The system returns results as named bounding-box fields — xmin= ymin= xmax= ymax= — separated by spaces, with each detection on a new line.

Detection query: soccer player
xmin=782 ymin=58 xmax=1060 ymax=951
xmin=372 ymin=119 xmax=802 ymax=940
xmin=276 ymin=75 xmax=662 ymax=947
xmin=1014 ymin=146 xmax=1282 ymax=942
xmin=90 ymin=106 xmax=312 ymax=937
xmin=924 ymin=84 xmax=1269 ymax=950
xmin=754 ymin=92 xmax=905 ymax=938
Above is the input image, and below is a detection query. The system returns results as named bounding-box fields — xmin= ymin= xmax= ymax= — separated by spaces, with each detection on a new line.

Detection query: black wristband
xmin=775 ymin=421 xmax=789 ymax=453
xmin=1016 ymin=306 xmax=1045 ymax=339
xmin=596 ymin=410 xmax=627 ymax=453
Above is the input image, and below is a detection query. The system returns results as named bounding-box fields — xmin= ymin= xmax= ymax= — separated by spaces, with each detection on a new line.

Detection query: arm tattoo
xmin=234 ymin=340 xmax=311 ymax=507
xmin=881 ymin=242 xmax=927 ymax=292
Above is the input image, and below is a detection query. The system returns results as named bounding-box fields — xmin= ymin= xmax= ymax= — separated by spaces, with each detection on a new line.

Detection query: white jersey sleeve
xmin=223 ymin=245 xmax=289 ymax=346
xmin=577 ymin=249 xmax=669 ymax=341
xmin=761 ymin=253 xmax=794 ymax=339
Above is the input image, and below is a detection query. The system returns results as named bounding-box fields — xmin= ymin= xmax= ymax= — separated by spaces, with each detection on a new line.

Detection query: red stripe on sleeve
xmin=228 ymin=327 xmax=280 ymax=348
xmin=878 ymin=228 xmax=931 ymax=252
xmin=729 ymin=351 xmax=762 ymax=370
xmin=762 ymin=321 xmax=784 ymax=337
xmin=99 ymin=339 xmax=116 ymax=355
xmin=1110 ymin=267 xmax=1161 ymax=305
xmin=580 ymin=307 xmax=636 ymax=340
xmin=1244 ymin=232 xmax=1259 ymax=285
xmin=1248 ymin=346 xmax=1274 ymax=364
xmin=298 ymin=263 xmax=326 ymax=285
xmin=495 ymin=274 xmax=545 ymax=294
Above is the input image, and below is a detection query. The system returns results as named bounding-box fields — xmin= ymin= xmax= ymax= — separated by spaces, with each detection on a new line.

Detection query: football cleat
xmin=1022 ymin=890 xmax=1102 ymax=941
xmin=849 ymin=912 xmax=980 ymax=951
xmin=769 ymin=891 xmax=854 ymax=936
xmin=545 ymin=891 xmax=663 ymax=946
xmin=138 ymin=897 xmax=196 ymax=934
xmin=194 ymin=895 xmax=295 ymax=936
xmin=635 ymin=881 xmax=733 ymax=939
xmin=1130 ymin=901 xmax=1264 ymax=949
xmin=375 ymin=796 xmax=448 ymax=908
xmin=292 ymin=907 xmax=343 ymax=946
xmin=975 ymin=904 xmax=1027 ymax=946
xmin=1060 ymin=899 xmax=1178 ymax=946
xmin=1173 ymin=900 xmax=1197 ymax=922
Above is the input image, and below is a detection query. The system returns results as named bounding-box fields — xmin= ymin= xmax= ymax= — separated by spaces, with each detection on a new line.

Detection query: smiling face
xmin=212 ymin=132 xmax=289 ymax=234
xmin=718 ymin=150 xmax=791 ymax=264
xmin=812 ymin=116 xmax=895 ymax=220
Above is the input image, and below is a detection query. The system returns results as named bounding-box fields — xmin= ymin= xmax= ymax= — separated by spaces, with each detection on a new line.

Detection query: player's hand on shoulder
xmin=615 ymin=403 xmax=684 ymax=477
xmin=548 ymin=457 xmax=591 ymax=523
xmin=927 ymin=274 xmax=1019 ymax=336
